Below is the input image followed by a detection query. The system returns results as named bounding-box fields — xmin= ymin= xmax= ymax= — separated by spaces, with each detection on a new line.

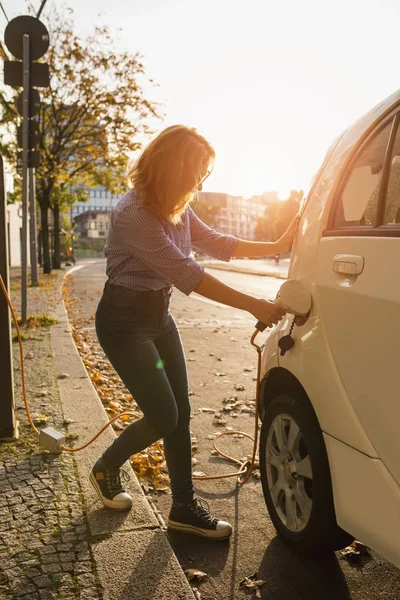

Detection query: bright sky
xmin=3 ymin=0 xmax=400 ymax=198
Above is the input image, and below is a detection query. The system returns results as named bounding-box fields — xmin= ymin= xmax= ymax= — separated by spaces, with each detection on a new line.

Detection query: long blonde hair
xmin=127 ymin=125 xmax=215 ymax=223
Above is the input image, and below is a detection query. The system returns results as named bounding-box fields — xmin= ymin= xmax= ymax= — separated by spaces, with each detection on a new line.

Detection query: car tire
xmin=259 ymin=391 xmax=354 ymax=552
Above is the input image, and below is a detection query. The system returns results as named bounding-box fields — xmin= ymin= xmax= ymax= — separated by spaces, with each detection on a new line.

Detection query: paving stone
xmin=33 ymin=574 xmax=52 ymax=588
xmin=0 ymin=276 xmax=101 ymax=600
xmin=77 ymin=572 xmax=96 ymax=587
xmin=60 ymin=552 xmax=75 ymax=563
xmin=74 ymin=561 xmax=92 ymax=574
xmin=41 ymin=564 xmax=62 ymax=574
xmin=41 ymin=554 xmax=60 ymax=565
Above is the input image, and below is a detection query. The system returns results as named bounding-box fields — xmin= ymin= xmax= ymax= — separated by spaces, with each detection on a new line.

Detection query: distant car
xmin=258 ymin=89 xmax=400 ymax=569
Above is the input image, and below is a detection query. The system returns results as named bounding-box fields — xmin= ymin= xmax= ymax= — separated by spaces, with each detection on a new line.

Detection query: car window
xmin=383 ymin=123 xmax=400 ymax=225
xmin=333 ymin=122 xmax=392 ymax=228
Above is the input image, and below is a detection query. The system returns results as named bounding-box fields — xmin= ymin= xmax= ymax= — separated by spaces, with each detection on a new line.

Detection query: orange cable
xmin=0 ymin=274 xmax=40 ymax=436
xmin=0 ymin=273 xmax=265 ymax=484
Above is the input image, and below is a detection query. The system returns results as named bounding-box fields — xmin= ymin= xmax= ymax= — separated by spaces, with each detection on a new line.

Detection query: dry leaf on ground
xmin=341 ymin=541 xmax=371 ymax=566
xmin=184 ymin=569 xmax=207 ymax=583
xmin=239 ymin=572 xmax=266 ymax=598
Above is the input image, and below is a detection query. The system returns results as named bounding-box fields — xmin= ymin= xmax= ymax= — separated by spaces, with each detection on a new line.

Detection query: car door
xmin=315 ymin=111 xmax=400 ymax=485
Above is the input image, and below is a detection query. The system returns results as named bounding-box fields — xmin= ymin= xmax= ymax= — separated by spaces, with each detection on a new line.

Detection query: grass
xmin=15 ymin=313 xmax=57 ymax=328
xmin=12 ymin=333 xmax=28 ymax=343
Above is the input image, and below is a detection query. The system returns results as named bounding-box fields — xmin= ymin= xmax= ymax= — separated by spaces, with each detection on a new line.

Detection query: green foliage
xmin=255 ymin=190 xmax=303 ymax=242
xmin=0 ymin=5 xmax=163 ymax=271
xmin=74 ymin=237 xmax=106 ymax=252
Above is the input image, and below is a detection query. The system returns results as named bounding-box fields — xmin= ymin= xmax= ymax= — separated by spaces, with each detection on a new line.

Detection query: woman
xmin=90 ymin=125 xmax=299 ymax=540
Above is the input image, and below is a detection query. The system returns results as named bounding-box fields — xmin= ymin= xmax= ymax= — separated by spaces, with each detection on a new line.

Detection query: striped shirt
xmin=105 ymin=190 xmax=239 ymax=295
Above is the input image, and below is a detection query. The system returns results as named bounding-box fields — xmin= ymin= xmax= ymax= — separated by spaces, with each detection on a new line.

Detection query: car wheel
xmin=259 ymin=391 xmax=354 ymax=552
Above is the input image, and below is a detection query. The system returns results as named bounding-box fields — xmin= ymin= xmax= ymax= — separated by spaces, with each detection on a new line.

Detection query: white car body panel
xmin=260 ymin=89 xmax=400 ymax=567
xmin=324 ymin=434 xmax=400 ymax=569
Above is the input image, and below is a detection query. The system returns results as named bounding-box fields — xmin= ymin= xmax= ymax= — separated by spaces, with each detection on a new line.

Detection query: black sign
xmin=4 ymin=61 xmax=50 ymax=88
xmin=17 ymin=122 xmax=40 ymax=149
xmin=4 ymin=15 xmax=49 ymax=61
xmin=16 ymin=88 xmax=41 ymax=116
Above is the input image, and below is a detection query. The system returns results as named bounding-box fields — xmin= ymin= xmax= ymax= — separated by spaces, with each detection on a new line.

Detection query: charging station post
xmin=0 ymin=155 xmax=18 ymax=441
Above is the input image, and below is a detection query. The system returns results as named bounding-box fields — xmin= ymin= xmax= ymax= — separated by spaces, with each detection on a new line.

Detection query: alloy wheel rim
xmin=265 ymin=413 xmax=313 ymax=532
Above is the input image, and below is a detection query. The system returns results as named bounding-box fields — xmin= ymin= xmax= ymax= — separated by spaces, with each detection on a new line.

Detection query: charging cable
xmin=1 ymin=273 xmax=309 ymax=486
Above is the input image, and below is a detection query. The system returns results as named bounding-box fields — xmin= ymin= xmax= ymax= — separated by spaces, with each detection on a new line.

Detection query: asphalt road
xmin=68 ymin=259 xmax=400 ymax=600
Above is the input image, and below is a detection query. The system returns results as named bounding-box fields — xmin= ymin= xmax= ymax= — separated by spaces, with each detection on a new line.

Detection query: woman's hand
xmin=249 ymin=298 xmax=286 ymax=328
xmin=273 ymin=215 xmax=300 ymax=254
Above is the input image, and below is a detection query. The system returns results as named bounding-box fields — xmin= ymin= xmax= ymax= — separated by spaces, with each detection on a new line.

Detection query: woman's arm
xmin=189 ymin=208 xmax=239 ymax=261
xmin=194 ymin=271 xmax=285 ymax=326
xmin=233 ymin=215 xmax=300 ymax=258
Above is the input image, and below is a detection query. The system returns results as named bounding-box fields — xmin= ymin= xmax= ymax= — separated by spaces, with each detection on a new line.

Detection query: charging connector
xmin=39 ymin=427 xmax=66 ymax=454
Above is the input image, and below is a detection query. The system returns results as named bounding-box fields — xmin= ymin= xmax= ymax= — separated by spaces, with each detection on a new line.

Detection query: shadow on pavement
xmin=257 ymin=536 xmax=351 ymax=600
xmin=167 ymin=529 xmax=230 ymax=576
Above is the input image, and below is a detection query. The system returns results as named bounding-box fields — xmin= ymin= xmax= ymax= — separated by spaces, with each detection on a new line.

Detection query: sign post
xmin=21 ymin=33 xmax=30 ymax=321
xmin=0 ymin=156 xmax=17 ymax=440
xmin=4 ymin=15 xmax=50 ymax=318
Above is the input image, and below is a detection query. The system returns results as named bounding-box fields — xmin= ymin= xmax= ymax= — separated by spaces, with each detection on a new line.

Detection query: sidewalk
xmin=0 ymin=268 xmax=193 ymax=600
xmin=200 ymin=257 xmax=289 ymax=279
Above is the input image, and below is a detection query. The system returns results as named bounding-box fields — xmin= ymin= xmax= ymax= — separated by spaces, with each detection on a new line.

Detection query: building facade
xmin=73 ymin=210 xmax=110 ymax=239
xmin=6 ymin=202 xmax=31 ymax=268
xmin=71 ymin=186 xmax=121 ymax=219
xmin=198 ymin=191 xmax=278 ymax=240
xmin=71 ymin=186 xmax=279 ymax=243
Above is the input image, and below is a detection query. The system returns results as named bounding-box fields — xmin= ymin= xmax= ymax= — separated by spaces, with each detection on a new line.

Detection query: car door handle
xmin=333 ymin=254 xmax=364 ymax=276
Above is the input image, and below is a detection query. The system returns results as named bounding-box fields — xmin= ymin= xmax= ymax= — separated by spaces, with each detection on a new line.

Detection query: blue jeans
xmin=95 ymin=281 xmax=194 ymax=504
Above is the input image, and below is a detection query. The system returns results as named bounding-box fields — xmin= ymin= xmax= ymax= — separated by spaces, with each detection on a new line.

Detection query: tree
xmin=254 ymin=190 xmax=303 ymax=244
xmin=0 ymin=6 xmax=162 ymax=272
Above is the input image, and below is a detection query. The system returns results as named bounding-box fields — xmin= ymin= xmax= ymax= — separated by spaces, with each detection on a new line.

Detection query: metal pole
xmin=29 ymin=168 xmax=39 ymax=285
xmin=37 ymin=0 xmax=49 ymax=19
xmin=21 ymin=33 xmax=30 ymax=322
xmin=0 ymin=155 xmax=17 ymax=441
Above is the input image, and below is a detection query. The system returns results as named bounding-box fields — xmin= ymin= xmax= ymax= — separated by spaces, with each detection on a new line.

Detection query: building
xmin=73 ymin=210 xmax=110 ymax=239
xmin=6 ymin=202 xmax=31 ymax=268
xmin=71 ymin=186 xmax=120 ymax=219
xmin=198 ymin=191 xmax=278 ymax=239
xmin=70 ymin=185 xmax=279 ymax=243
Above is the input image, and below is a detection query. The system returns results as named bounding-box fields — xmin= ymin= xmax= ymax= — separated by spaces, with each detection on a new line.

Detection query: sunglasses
xmin=197 ymin=169 xmax=212 ymax=192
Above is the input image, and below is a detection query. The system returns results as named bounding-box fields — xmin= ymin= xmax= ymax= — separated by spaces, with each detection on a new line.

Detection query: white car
xmin=258 ymin=89 xmax=400 ymax=569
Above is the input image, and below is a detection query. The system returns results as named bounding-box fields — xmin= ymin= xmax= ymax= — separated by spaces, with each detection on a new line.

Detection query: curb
xmin=51 ymin=265 xmax=194 ymax=600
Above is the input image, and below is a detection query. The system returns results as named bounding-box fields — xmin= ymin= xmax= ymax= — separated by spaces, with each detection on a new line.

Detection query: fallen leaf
xmin=234 ymin=384 xmax=245 ymax=391
xmin=184 ymin=569 xmax=207 ymax=584
xmin=36 ymin=390 xmax=49 ymax=397
xmin=192 ymin=471 xmax=207 ymax=478
xmin=57 ymin=373 xmax=70 ymax=379
xmin=199 ymin=408 xmax=216 ymax=414
xmin=213 ymin=414 xmax=228 ymax=426
xmin=239 ymin=572 xmax=266 ymax=597
xmin=341 ymin=541 xmax=371 ymax=566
